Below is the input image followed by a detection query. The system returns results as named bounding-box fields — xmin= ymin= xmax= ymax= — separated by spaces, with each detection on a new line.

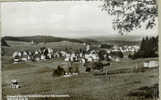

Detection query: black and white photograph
xmin=1 ymin=0 xmax=159 ymax=100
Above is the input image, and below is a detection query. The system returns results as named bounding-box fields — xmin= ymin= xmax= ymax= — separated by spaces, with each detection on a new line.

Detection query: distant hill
xmin=84 ymin=35 xmax=142 ymax=45
xmin=3 ymin=35 xmax=142 ymax=46
xmin=88 ymin=35 xmax=142 ymax=42
xmin=1 ymin=38 xmax=9 ymax=47
xmin=3 ymin=36 xmax=98 ymax=44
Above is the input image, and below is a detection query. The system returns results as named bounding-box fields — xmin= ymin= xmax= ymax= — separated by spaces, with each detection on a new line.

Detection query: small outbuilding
xmin=144 ymin=61 xmax=159 ymax=68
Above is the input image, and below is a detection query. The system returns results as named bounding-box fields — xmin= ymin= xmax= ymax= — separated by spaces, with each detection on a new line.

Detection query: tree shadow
xmin=127 ymin=84 xmax=159 ymax=99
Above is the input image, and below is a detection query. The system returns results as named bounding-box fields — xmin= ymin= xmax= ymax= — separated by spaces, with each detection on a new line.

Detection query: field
xmin=2 ymin=41 xmax=159 ymax=100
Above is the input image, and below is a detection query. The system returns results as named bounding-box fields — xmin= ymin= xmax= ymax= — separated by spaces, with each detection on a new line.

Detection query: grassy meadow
xmin=2 ymin=40 xmax=159 ymax=100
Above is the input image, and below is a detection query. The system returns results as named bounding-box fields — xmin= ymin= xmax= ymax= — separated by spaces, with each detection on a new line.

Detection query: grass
xmin=2 ymin=41 xmax=159 ymax=100
xmin=2 ymin=58 xmax=158 ymax=100
xmin=127 ymin=84 xmax=159 ymax=99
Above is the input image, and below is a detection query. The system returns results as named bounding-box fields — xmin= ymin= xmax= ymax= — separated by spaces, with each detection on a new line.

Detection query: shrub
xmin=70 ymin=63 xmax=80 ymax=73
xmin=93 ymin=62 xmax=104 ymax=70
xmin=86 ymin=67 xmax=91 ymax=72
xmin=98 ymin=50 xmax=110 ymax=61
xmin=110 ymin=51 xmax=124 ymax=58
xmin=100 ymin=44 xmax=113 ymax=49
xmin=52 ymin=66 xmax=65 ymax=76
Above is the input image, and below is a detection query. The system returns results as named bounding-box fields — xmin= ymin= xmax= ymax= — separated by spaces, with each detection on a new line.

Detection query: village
xmin=10 ymin=42 xmax=144 ymax=77
xmin=11 ymin=42 xmax=140 ymax=63
xmin=1 ymin=0 xmax=159 ymax=99
xmin=8 ymin=41 xmax=158 ymax=90
xmin=1 ymin=38 xmax=159 ymax=100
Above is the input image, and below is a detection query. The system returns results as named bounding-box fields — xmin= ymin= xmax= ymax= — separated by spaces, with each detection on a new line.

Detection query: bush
xmin=98 ymin=50 xmax=110 ymax=61
xmin=70 ymin=63 xmax=80 ymax=73
xmin=86 ymin=67 xmax=91 ymax=72
xmin=52 ymin=66 xmax=65 ymax=76
xmin=72 ymin=66 xmax=79 ymax=73
xmin=100 ymin=44 xmax=113 ymax=49
xmin=110 ymin=51 xmax=124 ymax=58
xmin=93 ymin=62 xmax=104 ymax=70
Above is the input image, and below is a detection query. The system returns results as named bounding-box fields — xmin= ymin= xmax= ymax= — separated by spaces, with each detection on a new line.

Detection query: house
xmin=65 ymin=57 xmax=70 ymax=62
xmin=144 ymin=61 xmax=159 ymax=68
xmin=47 ymin=53 xmax=52 ymax=59
xmin=34 ymin=54 xmax=41 ymax=61
xmin=12 ymin=51 xmax=22 ymax=63
xmin=109 ymin=56 xmax=120 ymax=62
xmin=87 ymin=57 xmax=93 ymax=62
xmin=34 ymin=50 xmax=39 ymax=55
xmin=90 ymin=54 xmax=99 ymax=62
xmin=144 ymin=62 xmax=149 ymax=67
xmin=115 ymin=58 xmax=120 ymax=62
xmin=79 ymin=53 xmax=83 ymax=58
xmin=86 ymin=45 xmax=90 ymax=51
xmin=18 ymin=52 xmax=22 ymax=57
xmin=60 ymin=51 xmax=66 ymax=57
xmin=70 ymin=52 xmax=78 ymax=62
xmin=28 ymin=51 xmax=32 ymax=56
xmin=12 ymin=51 xmax=19 ymax=58
xmin=65 ymin=53 xmax=71 ymax=61
xmin=23 ymin=51 xmax=28 ymax=56
xmin=80 ymin=58 xmax=86 ymax=64
xmin=54 ymin=52 xmax=60 ymax=58
xmin=21 ymin=55 xmax=28 ymax=62
xmin=47 ymin=48 xmax=53 ymax=54
xmin=83 ymin=42 xmax=86 ymax=45
xmin=27 ymin=55 xmax=32 ymax=61
xmin=10 ymin=80 xmax=20 ymax=88
xmin=31 ymin=40 xmax=35 ymax=45
xmin=13 ymin=56 xmax=21 ymax=64
xmin=41 ymin=54 xmax=46 ymax=60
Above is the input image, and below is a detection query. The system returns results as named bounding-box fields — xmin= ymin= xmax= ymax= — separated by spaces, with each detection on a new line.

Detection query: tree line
xmin=129 ymin=36 xmax=158 ymax=59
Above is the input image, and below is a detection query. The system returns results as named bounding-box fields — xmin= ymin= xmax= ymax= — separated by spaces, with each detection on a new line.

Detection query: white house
xmin=144 ymin=61 xmax=159 ymax=68
xmin=87 ymin=57 xmax=93 ymax=62
xmin=18 ymin=52 xmax=22 ymax=57
xmin=144 ymin=62 xmax=149 ymax=67
xmin=79 ymin=53 xmax=83 ymax=57
xmin=47 ymin=48 xmax=53 ymax=54
xmin=35 ymin=50 xmax=39 ymax=55
xmin=21 ymin=55 xmax=28 ymax=62
xmin=23 ymin=51 xmax=28 ymax=56
xmin=47 ymin=53 xmax=52 ymax=59
xmin=41 ymin=54 xmax=46 ymax=60
xmin=86 ymin=45 xmax=90 ymax=51
xmin=12 ymin=51 xmax=19 ymax=58
xmin=10 ymin=80 xmax=20 ymax=89
xmin=60 ymin=51 xmax=66 ymax=57
xmin=65 ymin=57 xmax=70 ymax=62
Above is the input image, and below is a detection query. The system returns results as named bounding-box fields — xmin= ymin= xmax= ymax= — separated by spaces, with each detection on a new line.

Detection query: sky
xmin=0 ymin=1 xmax=158 ymax=38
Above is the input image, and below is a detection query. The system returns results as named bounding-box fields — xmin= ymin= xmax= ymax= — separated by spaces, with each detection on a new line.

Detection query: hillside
xmin=1 ymin=38 xmax=10 ymax=47
xmin=85 ymin=35 xmax=142 ymax=45
xmin=2 ymin=35 xmax=141 ymax=46
xmin=3 ymin=36 xmax=84 ymax=43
